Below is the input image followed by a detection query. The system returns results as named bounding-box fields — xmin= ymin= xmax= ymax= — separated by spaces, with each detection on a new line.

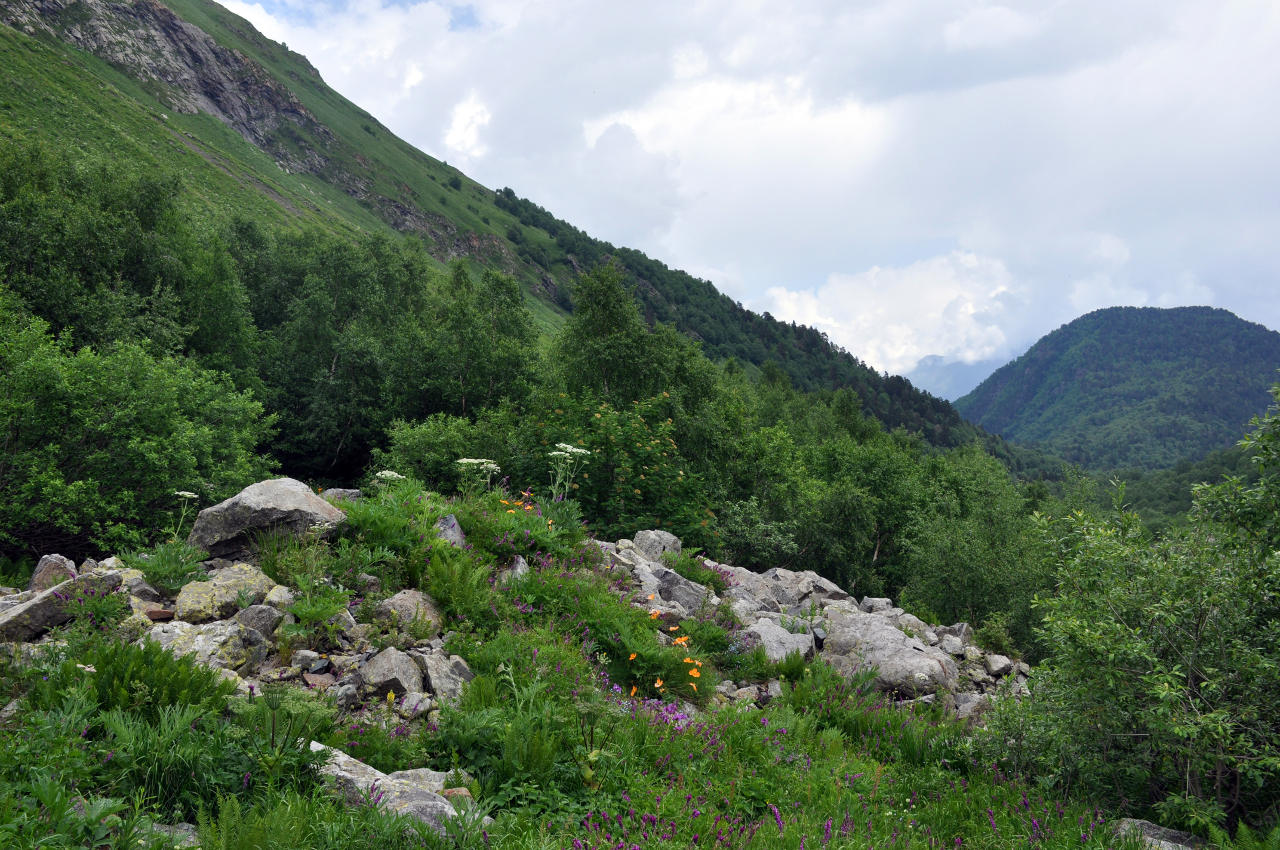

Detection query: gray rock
xmin=116 ymin=569 xmax=161 ymax=602
xmin=0 ymin=570 xmax=124 ymax=642
xmin=633 ymin=529 xmax=682 ymax=563
xmin=412 ymin=651 xmax=474 ymax=704
xmin=29 ymin=555 xmax=77 ymax=593
xmin=940 ymin=635 xmax=965 ymax=656
xmin=143 ymin=619 xmax=268 ymax=675
xmin=321 ymin=488 xmax=362 ymax=503
xmin=332 ymin=683 xmax=359 ymax=711
xmin=173 ymin=563 xmax=275 ymax=623
xmin=434 ymin=515 xmax=466 ymax=548
xmin=821 ymin=607 xmax=958 ymax=697
xmin=0 ymin=590 xmax=36 ymax=615
xmin=936 ymin=622 xmax=972 ymax=643
xmin=984 ymin=653 xmax=1014 ymax=677
xmin=745 ymin=618 xmax=815 ymax=662
xmin=1017 ymin=661 xmax=1031 ymax=676
xmin=292 ymin=649 xmax=322 ymax=670
xmin=963 ymin=645 xmax=984 ymax=663
xmin=373 ymin=589 xmax=442 ymax=634
xmin=386 ymin=767 xmax=452 ymax=793
xmin=187 ymin=478 xmax=346 ymax=559
xmin=394 ymin=691 xmax=432 ymax=721
xmin=954 ymin=692 xmax=990 ymax=724
xmin=859 ymin=596 xmax=894 ymax=613
xmin=760 ymin=567 xmax=851 ymax=615
xmin=654 ymin=565 xmax=717 ymax=616
xmin=234 ymin=604 xmax=284 ymax=637
xmin=310 ymin=741 xmax=456 ymax=835
xmin=498 ymin=555 xmax=530 ymax=585
xmin=151 ymin=823 xmax=199 ymax=848
xmin=360 ymin=647 xmax=423 ymax=698
xmin=1116 ymin=819 xmax=1204 ymax=850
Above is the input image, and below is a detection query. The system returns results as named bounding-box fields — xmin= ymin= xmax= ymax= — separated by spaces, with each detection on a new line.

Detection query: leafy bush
xmin=662 ymin=548 xmax=729 ymax=594
xmin=120 ymin=540 xmax=207 ymax=596
xmin=0 ymin=295 xmax=273 ymax=559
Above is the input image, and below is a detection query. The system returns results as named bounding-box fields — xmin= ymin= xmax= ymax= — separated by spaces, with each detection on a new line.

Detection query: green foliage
xmin=280 ymin=576 xmax=352 ymax=653
xmin=24 ymin=637 xmax=236 ymax=723
xmin=662 ymin=548 xmax=729 ymax=594
xmin=0 ymin=291 xmax=273 ymax=559
xmin=120 ymin=540 xmax=207 ymax=597
xmin=0 ymin=775 xmax=173 ymax=850
xmin=982 ymin=437 xmax=1280 ymax=832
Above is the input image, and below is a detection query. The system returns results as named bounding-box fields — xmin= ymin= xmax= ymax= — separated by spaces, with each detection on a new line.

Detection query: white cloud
xmin=443 ymin=93 xmax=491 ymax=161
xmin=943 ymin=5 xmax=1043 ymax=51
xmin=211 ymin=0 xmax=1280 ymax=370
xmin=766 ymin=252 xmax=1016 ymax=375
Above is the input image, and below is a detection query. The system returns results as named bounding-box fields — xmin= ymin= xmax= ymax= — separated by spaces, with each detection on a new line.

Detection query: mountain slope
xmin=955 ymin=306 xmax=1280 ymax=470
xmin=0 ymin=0 xmax=978 ymax=446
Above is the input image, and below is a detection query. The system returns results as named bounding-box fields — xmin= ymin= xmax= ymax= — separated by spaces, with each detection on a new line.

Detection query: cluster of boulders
xmin=0 ymin=476 xmax=1039 ymax=836
xmin=601 ymin=529 xmax=1030 ymax=722
xmin=0 ymin=478 xmax=476 ymax=836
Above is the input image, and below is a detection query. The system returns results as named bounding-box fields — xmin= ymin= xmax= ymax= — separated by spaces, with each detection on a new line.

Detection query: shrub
xmin=120 ymin=540 xmax=207 ymax=596
xmin=0 ymin=298 xmax=274 ymax=559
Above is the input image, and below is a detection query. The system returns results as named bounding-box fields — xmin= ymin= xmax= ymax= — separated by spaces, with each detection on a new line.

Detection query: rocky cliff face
xmin=2 ymin=0 xmax=334 ymax=175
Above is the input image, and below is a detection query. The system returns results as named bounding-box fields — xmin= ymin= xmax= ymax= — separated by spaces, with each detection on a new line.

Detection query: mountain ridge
xmin=955 ymin=305 xmax=1280 ymax=470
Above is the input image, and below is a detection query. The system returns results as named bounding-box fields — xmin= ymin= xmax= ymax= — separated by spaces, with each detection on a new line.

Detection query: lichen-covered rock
xmin=143 ymin=619 xmax=268 ymax=675
xmin=264 ymin=584 xmax=295 ymax=609
xmin=29 ymin=555 xmax=76 ymax=593
xmin=187 ymin=478 xmax=346 ymax=559
xmin=0 ymin=570 xmax=123 ymax=642
xmin=174 ymin=563 xmax=274 ymax=623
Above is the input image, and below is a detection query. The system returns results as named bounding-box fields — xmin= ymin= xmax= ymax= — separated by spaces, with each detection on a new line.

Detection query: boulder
xmin=821 ymin=607 xmax=958 ymax=697
xmin=116 ymin=569 xmax=161 ymax=602
xmin=144 ymin=619 xmax=268 ymax=675
xmin=939 ymin=635 xmax=965 ymax=656
xmin=321 ymin=488 xmax=362 ymax=503
xmin=654 ymin=565 xmax=717 ymax=617
xmin=360 ymin=647 xmax=424 ymax=698
xmin=633 ymin=529 xmax=682 ymax=563
xmin=174 ymin=563 xmax=275 ymax=623
xmin=760 ymin=568 xmax=852 ymax=615
xmin=411 ymin=651 xmax=474 ymax=704
xmin=859 ymin=596 xmax=894 ymax=614
xmin=1116 ymin=819 xmax=1204 ymax=850
xmin=434 ymin=515 xmax=466 ymax=549
xmin=984 ymin=653 xmax=1014 ymax=677
xmin=394 ymin=691 xmax=432 ymax=721
xmin=310 ymin=741 xmax=456 ymax=835
xmin=0 ymin=570 xmax=124 ymax=642
xmin=29 ymin=555 xmax=76 ymax=593
xmin=373 ymin=590 xmax=442 ymax=634
xmin=187 ymin=478 xmax=346 ymax=559
xmin=264 ymin=585 xmax=295 ymax=609
xmin=744 ymin=618 xmax=815 ymax=662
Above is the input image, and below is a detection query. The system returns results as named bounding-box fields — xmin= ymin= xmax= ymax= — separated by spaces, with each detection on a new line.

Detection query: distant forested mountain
xmin=955 ymin=306 xmax=1280 ymax=470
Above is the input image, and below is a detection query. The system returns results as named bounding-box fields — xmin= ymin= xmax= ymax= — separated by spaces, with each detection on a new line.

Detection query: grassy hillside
xmin=0 ymin=0 xmax=982 ymax=446
xmin=955 ymin=306 xmax=1280 ymax=470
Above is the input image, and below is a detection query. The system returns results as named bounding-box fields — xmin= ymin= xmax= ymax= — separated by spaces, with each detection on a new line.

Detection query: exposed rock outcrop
xmin=187 ymin=478 xmax=345 ymax=559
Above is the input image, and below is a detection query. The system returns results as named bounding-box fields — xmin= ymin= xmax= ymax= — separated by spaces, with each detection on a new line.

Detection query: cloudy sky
xmin=219 ymin=0 xmax=1280 ymax=396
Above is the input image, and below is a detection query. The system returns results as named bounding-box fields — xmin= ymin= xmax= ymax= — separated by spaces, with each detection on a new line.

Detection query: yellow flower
xmin=683 ymin=657 xmax=694 ymax=663
xmin=690 ymin=683 xmax=697 ymax=692
xmin=629 ymin=653 xmax=637 ymax=661
xmin=668 ymin=625 xmax=679 ymax=632
xmin=673 ymin=636 xmax=690 ymax=646
xmin=650 ymin=610 xmax=660 ymax=619
xmin=506 ymin=509 xmax=516 ymax=514
xmin=647 ymin=594 xmax=655 ymax=601
xmin=654 ymin=677 xmax=664 ymax=688
xmin=630 ymin=685 xmax=637 ymax=696
xmin=688 ymin=668 xmax=700 ymax=678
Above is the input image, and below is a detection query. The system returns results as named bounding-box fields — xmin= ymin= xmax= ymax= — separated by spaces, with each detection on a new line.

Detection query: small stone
xmin=302 ymin=671 xmax=336 ymax=689
xmin=434 ymin=514 xmax=466 ymax=548
xmin=984 ymin=653 xmax=1014 ymax=677
xmin=235 ymin=604 xmax=284 ymax=637
xmin=293 ymin=649 xmax=321 ymax=669
xmin=145 ymin=608 xmax=175 ymax=622
xmin=332 ymin=683 xmax=358 ymax=711
xmin=264 ymin=585 xmax=295 ymax=609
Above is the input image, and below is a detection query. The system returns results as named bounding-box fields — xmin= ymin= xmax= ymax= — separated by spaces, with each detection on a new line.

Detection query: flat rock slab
xmin=311 ymin=741 xmax=456 ymax=835
xmin=143 ymin=619 xmax=268 ymax=675
xmin=188 ymin=477 xmax=346 ymax=559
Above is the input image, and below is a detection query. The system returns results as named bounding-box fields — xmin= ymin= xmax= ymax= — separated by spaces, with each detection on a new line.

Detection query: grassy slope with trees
xmin=0 ymin=1 xmax=1276 ymax=842
xmin=956 ymin=306 xmax=1280 ymax=471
